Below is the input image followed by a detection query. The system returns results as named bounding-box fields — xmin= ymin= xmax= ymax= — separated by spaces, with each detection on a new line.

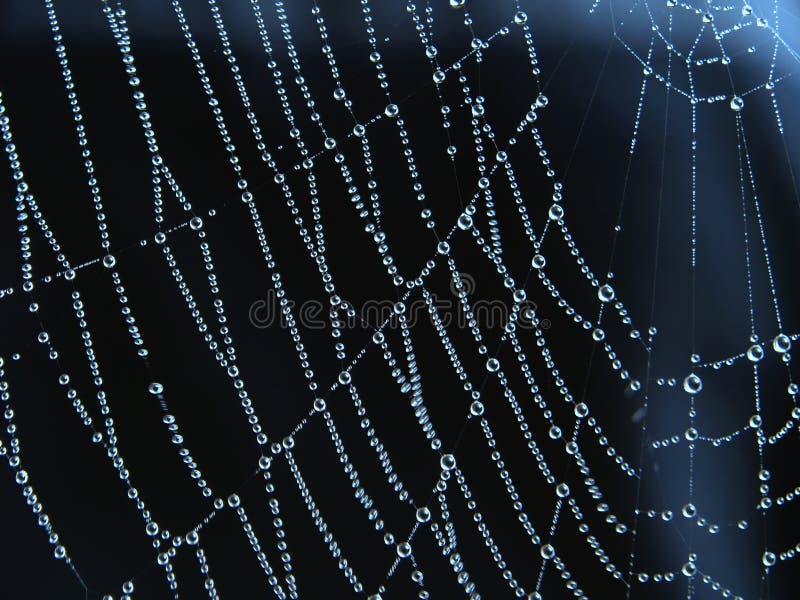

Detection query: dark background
xmin=1 ymin=0 xmax=800 ymax=598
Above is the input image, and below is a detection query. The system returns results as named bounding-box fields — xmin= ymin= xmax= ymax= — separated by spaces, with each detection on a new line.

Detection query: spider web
xmin=0 ymin=0 xmax=799 ymax=599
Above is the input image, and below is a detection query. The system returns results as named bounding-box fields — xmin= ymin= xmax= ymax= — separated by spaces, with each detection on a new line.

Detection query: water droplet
xmin=457 ymin=214 xmax=473 ymax=230
xmin=683 ymin=374 xmax=703 ymax=394
xmin=440 ymin=453 xmax=456 ymax=470
xmin=681 ymin=561 xmax=697 ymax=577
xmin=548 ymin=204 xmax=564 ymax=220
xmin=773 ymin=334 xmax=791 ymax=353
xmin=746 ymin=344 xmax=764 ymax=362
xmin=597 ymin=284 xmax=615 ymax=303
xmin=730 ymin=96 xmax=744 ymax=111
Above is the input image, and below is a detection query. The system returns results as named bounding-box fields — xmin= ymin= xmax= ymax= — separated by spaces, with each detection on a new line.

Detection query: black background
xmin=1 ymin=0 xmax=800 ymax=598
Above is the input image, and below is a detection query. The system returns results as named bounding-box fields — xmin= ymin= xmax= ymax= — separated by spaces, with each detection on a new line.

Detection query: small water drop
xmin=457 ymin=214 xmax=473 ymax=230
xmin=773 ymin=334 xmax=791 ymax=353
xmin=548 ymin=204 xmax=564 ymax=220
xmin=597 ymin=284 xmax=615 ymax=303
xmin=440 ymin=453 xmax=456 ymax=470
xmin=683 ymin=374 xmax=703 ymax=395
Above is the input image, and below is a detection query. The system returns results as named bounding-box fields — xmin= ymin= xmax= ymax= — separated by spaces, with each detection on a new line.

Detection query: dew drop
xmin=548 ymin=204 xmax=564 ymax=220
xmin=746 ymin=344 xmax=764 ymax=362
xmin=597 ymin=284 xmax=615 ymax=303
xmin=440 ymin=453 xmax=456 ymax=470
xmin=773 ymin=334 xmax=791 ymax=353
xmin=683 ymin=374 xmax=703 ymax=395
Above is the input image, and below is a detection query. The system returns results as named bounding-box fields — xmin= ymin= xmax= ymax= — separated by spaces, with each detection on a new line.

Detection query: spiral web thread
xmin=0 ymin=0 xmax=798 ymax=599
